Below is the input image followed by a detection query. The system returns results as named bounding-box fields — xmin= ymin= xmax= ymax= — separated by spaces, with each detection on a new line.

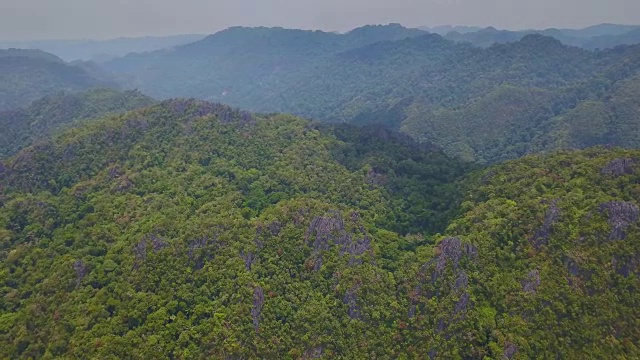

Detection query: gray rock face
xmin=132 ymin=234 xmax=168 ymax=269
xmin=601 ymin=158 xmax=635 ymax=177
xmin=305 ymin=211 xmax=372 ymax=270
xmin=106 ymin=164 xmax=132 ymax=192
xmin=187 ymin=235 xmax=217 ymax=270
xmin=433 ymin=237 xmax=478 ymax=282
xmin=365 ymin=168 xmax=386 ymax=186
xmin=453 ymin=271 xmax=469 ymax=291
xmin=408 ymin=303 xmax=417 ymax=319
xmin=241 ymin=251 xmax=255 ymax=271
xmin=342 ymin=235 xmax=371 ymax=266
xmin=343 ymin=287 xmax=361 ymax=320
xmin=267 ymin=221 xmax=282 ymax=236
xmin=613 ymin=254 xmax=640 ymax=278
xmin=503 ymin=342 xmax=518 ymax=359
xmin=251 ymin=286 xmax=265 ymax=332
xmin=132 ymin=237 xmax=147 ymax=270
xmin=454 ymin=293 xmax=471 ymax=314
xmin=73 ymin=259 xmax=88 ymax=286
xmin=567 ymin=258 xmax=580 ymax=276
xmin=566 ymin=257 xmax=595 ymax=287
xmin=599 ymin=201 xmax=639 ymax=240
xmin=305 ymin=211 xmax=346 ymax=252
xmin=123 ymin=117 xmax=149 ymax=132
xmin=532 ymin=200 xmax=560 ymax=248
xmin=302 ymin=346 xmax=325 ymax=359
xmin=409 ymin=237 xmax=478 ymax=331
xmin=522 ymin=269 xmax=541 ymax=294
xmin=107 ymin=164 xmax=123 ymax=179
xmin=254 ymin=225 xmax=265 ymax=249
xmin=428 ymin=349 xmax=438 ymax=359
xmin=148 ymin=234 xmax=167 ymax=252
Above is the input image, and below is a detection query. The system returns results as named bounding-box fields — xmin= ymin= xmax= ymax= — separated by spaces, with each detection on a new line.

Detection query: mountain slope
xmin=426 ymin=147 xmax=640 ymax=358
xmin=101 ymin=27 xmax=640 ymax=162
xmin=103 ymin=24 xmax=429 ymax=102
xmin=0 ymin=99 xmax=471 ymax=358
xmin=0 ymin=88 xmax=155 ymax=158
xmin=0 ymin=34 xmax=207 ymax=62
xmin=442 ymin=24 xmax=640 ymax=49
xmin=0 ymin=49 xmax=120 ymax=111
xmin=1 ymin=100 xmax=639 ymax=358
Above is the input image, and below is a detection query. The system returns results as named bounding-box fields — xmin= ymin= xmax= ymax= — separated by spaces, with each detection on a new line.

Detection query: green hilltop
xmin=0 ymin=88 xmax=155 ymax=158
xmin=1 ymin=100 xmax=638 ymax=358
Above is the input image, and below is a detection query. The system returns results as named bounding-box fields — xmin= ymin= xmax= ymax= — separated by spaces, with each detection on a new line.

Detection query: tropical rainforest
xmin=1 ymin=21 xmax=640 ymax=359
xmin=0 ymin=88 xmax=154 ymax=158
xmin=0 ymin=49 xmax=119 ymax=111
xmin=102 ymin=24 xmax=640 ymax=163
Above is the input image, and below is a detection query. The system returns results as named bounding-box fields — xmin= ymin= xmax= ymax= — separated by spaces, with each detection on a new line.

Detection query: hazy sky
xmin=1 ymin=0 xmax=639 ymax=40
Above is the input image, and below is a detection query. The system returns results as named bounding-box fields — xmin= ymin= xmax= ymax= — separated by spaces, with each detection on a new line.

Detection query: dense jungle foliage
xmin=1 ymin=100 xmax=638 ymax=358
xmin=441 ymin=24 xmax=640 ymax=50
xmin=0 ymin=49 xmax=119 ymax=111
xmin=102 ymin=25 xmax=640 ymax=163
xmin=0 ymin=89 xmax=155 ymax=158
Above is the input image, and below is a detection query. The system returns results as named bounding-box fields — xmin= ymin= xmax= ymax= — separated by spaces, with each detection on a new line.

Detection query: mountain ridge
xmin=0 ymin=49 xmax=121 ymax=111
xmin=0 ymin=99 xmax=638 ymax=358
xmin=100 ymin=27 xmax=640 ymax=163
xmin=0 ymin=88 xmax=155 ymax=158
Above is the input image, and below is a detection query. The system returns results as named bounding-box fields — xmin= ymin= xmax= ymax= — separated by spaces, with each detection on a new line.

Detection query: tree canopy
xmin=1 ymin=100 xmax=639 ymax=358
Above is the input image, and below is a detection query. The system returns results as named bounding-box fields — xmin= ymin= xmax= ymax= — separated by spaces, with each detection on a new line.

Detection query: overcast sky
xmin=1 ymin=0 xmax=639 ymax=41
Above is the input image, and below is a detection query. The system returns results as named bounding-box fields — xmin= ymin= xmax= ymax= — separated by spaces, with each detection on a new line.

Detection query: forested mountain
xmin=104 ymin=24 xmax=426 ymax=101
xmin=0 ymin=34 xmax=207 ymax=62
xmin=0 ymin=49 xmax=120 ymax=111
xmin=562 ymin=23 xmax=640 ymax=37
xmin=429 ymin=147 xmax=640 ymax=358
xmin=1 ymin=100 xmax=639 ymax=358
xmin=103 ymin=26 xmax=640 ymax=163
xmin=442 ymin=25 xmax=640 ymax=50
xmin=424 ymin=23 xmax=640 ymax=40
xmin=0 ymin=89 xmax=155 ymax=158
xmin=419 ymin=25 xmax=482 ymax=35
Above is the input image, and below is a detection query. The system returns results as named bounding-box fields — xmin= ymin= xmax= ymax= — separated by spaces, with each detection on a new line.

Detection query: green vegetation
xmin=1 ymin=100 xmax=638 ymax=358
xmin=429 ymin=148 xmax=640 ymax=358
xmin=0 ymin=49 xmax=119 ymax=111
xmin=103 ymin=26 xmax=640 ymax=162
xmin=0 ymin=34 xmax=207 ymax=62
xmin=441 ymin=25 xmax=640 ymax=50
xmin=0 ymin=89 xmax=155 ymax=158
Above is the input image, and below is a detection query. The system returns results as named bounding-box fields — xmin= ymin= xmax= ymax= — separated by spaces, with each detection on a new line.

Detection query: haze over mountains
xmin=97 ymin=23 xmax=640 ymax=163
xmin=440 ymin=23 xmax=640 ymax=50
xmin=1 ymin=20 xmax=640 ymax=359
xmin=2 ymin=23 xmax=640 ymax=163
xmin=0 ymin=49 xmax=119 ymax=111
xmin=0 ymin=88 xmax=154 ymax=158
xmin=0 ymin=34 xmax=207 ymax=62
xmin=3 ymin=22 xmax=640 ymax=62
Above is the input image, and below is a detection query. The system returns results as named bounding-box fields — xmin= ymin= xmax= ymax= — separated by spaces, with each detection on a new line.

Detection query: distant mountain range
xmin=0 ymin=34 xmax=207 ymax=62
xmin=0 ymin=88 xmax=154 ymax=158
xmin=4 ymin=23 xmax=640 ymax=63
xmin=3 ymin=23 xmax=640 ymax=163
xmin=439 ymin=24 xmax=640 ymax=49
xmin=421 ymin=23 xmax=640 ymax=37
xmin=1 ymin=23 xmax=640 ymax=359
xmin=99 ymin=24 xmax=640 ymax=163
xmin=0 ymin=49 xmax=120 ymax=111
